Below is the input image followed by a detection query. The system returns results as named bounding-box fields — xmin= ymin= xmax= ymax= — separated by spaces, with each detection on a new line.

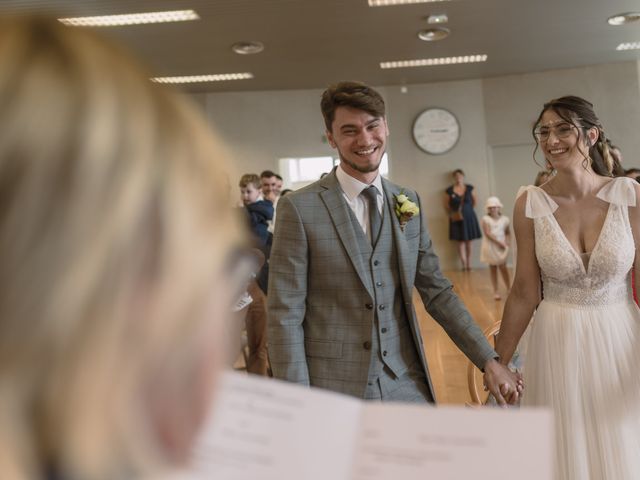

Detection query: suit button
xmin=363 ymin=341 xmax=372 ymax=350
xmin=381 ymin=327 xmax=388 ymax=333
xmin=376 ymin=281 xmax=383 ymax=287
xmin=378 ymin=304 xmax=385 ymax=311
xmin=368 ymin=382 xmax=373 ymax=386
xmin=373 ymin=260 xmax=380 ymax=266
xmin=383 ymin=350 xmax=388 ymax=356
xmin=365 ymin=303 xmax=373 ymax=310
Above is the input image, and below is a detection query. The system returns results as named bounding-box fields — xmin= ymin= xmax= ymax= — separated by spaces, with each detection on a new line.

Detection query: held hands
xmin=482 ymin=359 xmax=524 ymax=406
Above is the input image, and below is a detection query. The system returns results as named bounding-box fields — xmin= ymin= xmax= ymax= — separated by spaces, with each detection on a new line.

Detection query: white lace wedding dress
xmin=518 ymin=177 xmax=640 ymax=480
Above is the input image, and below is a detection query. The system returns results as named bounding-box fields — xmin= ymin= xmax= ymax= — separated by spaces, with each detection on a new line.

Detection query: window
xmin=280 ymin=153 xmax=390 ymax=190
xmin=282 ymin=156 xmax=334 ymax=185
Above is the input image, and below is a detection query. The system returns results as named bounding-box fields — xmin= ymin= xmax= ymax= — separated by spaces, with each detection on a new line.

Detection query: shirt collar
xmin=336 ymin=164 xmax=383 ymax=201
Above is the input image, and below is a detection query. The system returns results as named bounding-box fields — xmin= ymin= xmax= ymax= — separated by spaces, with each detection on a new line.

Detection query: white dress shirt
xmin=335 ymin=164 xmax=384 ymax=243
xmin=267 ymin=195 xmax=279 ymax=234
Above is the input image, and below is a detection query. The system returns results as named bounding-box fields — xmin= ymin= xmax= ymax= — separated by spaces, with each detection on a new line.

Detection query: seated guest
xmin=0 ymin=16 xmax=242 ymax=480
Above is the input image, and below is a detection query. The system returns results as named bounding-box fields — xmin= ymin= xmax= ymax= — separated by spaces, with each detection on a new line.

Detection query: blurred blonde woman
xmin=0 ymin=16 xmax=242 ymax=480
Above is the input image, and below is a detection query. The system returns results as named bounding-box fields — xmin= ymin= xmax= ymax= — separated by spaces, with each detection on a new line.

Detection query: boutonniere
xmin=394 ymin=191 xmax=420 ymax=231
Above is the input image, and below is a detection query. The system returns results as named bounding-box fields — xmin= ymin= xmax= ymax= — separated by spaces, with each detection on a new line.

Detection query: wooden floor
xmin=416 ymin=268 xmax=509 ymax=404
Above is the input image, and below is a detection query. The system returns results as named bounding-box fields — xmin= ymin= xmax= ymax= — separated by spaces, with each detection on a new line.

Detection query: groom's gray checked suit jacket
xmin=267 ymin=171 xmax=496 ymax=401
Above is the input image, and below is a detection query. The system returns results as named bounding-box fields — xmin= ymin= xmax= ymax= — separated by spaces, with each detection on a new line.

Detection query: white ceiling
xmin=3 ymin=0 xmax=640 ymax=93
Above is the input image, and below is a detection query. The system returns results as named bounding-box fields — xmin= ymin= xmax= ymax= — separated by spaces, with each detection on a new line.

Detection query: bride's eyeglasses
xmin=534 ymin=122 xmax=578 ymax=142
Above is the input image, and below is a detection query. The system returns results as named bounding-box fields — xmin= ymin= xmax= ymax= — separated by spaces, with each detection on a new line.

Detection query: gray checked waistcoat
xmin=348 ymin=197 xmax=422 ymax=394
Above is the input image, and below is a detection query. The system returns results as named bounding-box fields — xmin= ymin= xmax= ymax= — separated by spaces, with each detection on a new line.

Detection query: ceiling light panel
xmin=58 ymin=10 xmax=199 ymax=27
xmin=369 ymin=0 xmax=449 ymax=6
xmin=427 ymin=13 xmax=449 ymax=24
xmin=417 ymin=27 xmax=450 ymax=41
xmin=380 ymin=54 xmax=488 ymax=69
xmin=232 ymin=41 xmax=265 ymax=55
xmin=151 ymin=73 xmax=254 ymax=84
xmin=616 ymin=42 xmax=640 ymax=51
xmin=607 ymin=12 xmax=640 ymax=26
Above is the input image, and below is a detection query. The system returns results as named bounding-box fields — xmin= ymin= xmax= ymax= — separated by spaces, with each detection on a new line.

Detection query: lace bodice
xmin=517 ymin=177 xmax=637 ymax=306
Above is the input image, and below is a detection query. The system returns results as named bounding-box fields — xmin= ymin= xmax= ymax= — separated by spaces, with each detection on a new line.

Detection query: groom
xmin=267 ymin=81 xmax=520 ymax=404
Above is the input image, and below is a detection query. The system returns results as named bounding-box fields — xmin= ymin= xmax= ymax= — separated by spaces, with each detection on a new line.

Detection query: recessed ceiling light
xmin=607 ymin=12 xmax=640 ymax=26
xmin=232 ymin=41 xmax=265 ymax=55
xmin=58 ymin=9 xmax=199 ymax=27
xmin=418 ymin=27 xmax=450 ymax=41
xmin=369 ymin=0 xmax=449 ymax=6
xmin=380 ymin=54 xmax=487 ymax=69
xmin=616 ymin=42 xmax=640 ymax=51
xmin=151 ymin=73 xmax=254 ymax=84
xmin=427 ymin=13 xmax=449 ymax=24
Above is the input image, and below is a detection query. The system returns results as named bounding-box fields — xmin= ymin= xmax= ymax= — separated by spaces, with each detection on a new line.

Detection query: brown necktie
xmin=362 ymin=185 xmax=381 ymax=246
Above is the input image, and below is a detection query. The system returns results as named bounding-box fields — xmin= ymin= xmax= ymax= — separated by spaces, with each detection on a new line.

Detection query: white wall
xmin=482 ymin=61 xmax=640 ymax=155
xmin=204 ymin=89 xmax=329 ymax=175
xmin=197 ymin=61 xmax=640 ymax=269
xmin=380 ymin=80 xmax=490 ymax=270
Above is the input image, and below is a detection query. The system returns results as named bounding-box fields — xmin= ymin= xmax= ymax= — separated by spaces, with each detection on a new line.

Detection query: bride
xmin=493 ymin=96 xmax=640 ymax=479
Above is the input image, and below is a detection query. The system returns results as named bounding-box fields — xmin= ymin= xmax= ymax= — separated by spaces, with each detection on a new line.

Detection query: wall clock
xmin=412 ymin=108 xmax=460 ymax=155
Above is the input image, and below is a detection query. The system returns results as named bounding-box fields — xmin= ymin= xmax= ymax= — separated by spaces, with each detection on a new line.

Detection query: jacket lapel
xmin=320 ymin=173 xmax=373 ymax=296
xmin=382 ymin=178 xmax=413 ymax=303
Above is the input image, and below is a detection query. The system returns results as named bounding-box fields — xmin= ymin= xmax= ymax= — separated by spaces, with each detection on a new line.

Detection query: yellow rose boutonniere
xmin=394 ymin=191 xmax=420 ymax=231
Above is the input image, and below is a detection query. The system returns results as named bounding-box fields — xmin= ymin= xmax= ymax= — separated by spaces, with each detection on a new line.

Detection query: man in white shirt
xmin=260 ymin=170 xmax=280 ymax=234
xmin=268 ymin=81 xmax=521 ymax=404
xmin=260 ymin=170 xmax=279 ymax=203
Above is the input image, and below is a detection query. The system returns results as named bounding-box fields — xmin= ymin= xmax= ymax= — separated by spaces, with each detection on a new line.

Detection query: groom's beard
xmin=337 ymin=148 xmax=384 ymax=174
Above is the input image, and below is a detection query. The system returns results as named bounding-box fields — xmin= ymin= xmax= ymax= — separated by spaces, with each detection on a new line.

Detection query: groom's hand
xmin=482 ymin=359 xmax=524 ymax=406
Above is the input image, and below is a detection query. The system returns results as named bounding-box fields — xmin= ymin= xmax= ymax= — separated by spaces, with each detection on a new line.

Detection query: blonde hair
xmin=0 ymin=16 xmax=240 ymax=479
xmin=239 ymin=173 xmax=261 ymax=189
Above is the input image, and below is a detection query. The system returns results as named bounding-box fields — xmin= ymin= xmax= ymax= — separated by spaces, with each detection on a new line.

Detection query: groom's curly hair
xmin=320 ymin=81 xmax=386 ymax=131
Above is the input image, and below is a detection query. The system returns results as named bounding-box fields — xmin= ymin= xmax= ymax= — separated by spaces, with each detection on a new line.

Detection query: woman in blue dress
xmin=443 ymin=169 xmax=482 ymax=270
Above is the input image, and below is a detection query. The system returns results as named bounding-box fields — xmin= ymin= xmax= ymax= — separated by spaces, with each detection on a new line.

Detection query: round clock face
xmin=412 ymin=108 xmax=460 ymax=155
